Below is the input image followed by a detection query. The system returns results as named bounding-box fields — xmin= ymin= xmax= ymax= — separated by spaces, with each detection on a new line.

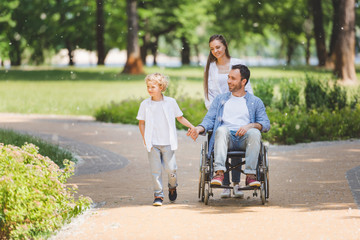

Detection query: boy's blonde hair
xmin=145 ymin=73 xmax=169 ymax=92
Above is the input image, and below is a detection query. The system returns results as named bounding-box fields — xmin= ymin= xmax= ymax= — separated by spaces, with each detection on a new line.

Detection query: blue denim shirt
xmin=199 ymin=92 xmax=270 ymax=158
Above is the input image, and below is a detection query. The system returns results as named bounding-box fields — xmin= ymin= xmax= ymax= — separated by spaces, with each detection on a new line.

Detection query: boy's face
xmin=147 ymin=81 xmax=162 ymax=98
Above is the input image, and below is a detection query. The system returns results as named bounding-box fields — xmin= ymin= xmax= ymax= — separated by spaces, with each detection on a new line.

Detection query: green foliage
xmin=253 ymin=79 xmax=274 ymax=107
xmin=95 ymin=99 xmax=140 ymax=125
xmin=0 ymin=143 xmax=91 ymax=239
xmin=0 ymin=128 xmax=76 ymax=168
xmin=276 ymin=80 xmax=301 ymax=110
xmin=305 ymin=75 xmax=349 ymax=110
xmin=264 ymin=105 xmax=360 ymax=144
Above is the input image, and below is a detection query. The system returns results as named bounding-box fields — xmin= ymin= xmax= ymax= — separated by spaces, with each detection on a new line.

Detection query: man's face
xmin=227 ymin=69 xmax=245 ymax=92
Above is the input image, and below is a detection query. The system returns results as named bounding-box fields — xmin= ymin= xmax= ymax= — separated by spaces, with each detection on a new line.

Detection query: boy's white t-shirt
xmin=222 ymin=94 xmax=250 ymax=131
xmin=150 ymin=101 xmax=170 ymax=145
xmin=136 ymin=96 xmax=183 ymax=152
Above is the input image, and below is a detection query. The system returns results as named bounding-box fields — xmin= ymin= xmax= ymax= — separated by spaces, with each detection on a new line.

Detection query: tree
xmin=96 ymin=0 xmax=106 ymax=65
xmin=333 ymin=0 xmax=357 ymax=83
xmin=310 ymin=0 xmax=328 ymax=66
xmin=122 ymin=0 xmax=144 ymax=74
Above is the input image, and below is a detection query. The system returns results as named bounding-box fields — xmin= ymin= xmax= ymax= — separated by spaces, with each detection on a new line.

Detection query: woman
xmin=204 ymin=34 xmax=253 ymax=198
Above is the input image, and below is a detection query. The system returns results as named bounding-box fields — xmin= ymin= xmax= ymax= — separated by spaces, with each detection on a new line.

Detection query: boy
xmin=136 ymin=73 xmax=195 ymax=206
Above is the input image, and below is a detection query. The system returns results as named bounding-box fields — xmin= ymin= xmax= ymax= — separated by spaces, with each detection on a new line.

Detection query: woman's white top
xmin=205 ymin=57 xmax=253 ymax=109
xmin=137 ymin=96 xmax=183 ymax=152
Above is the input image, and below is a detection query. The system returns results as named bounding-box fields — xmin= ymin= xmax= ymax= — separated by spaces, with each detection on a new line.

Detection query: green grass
xmin=0 ymin=65 xmax=359 ymax=116
xmin=0 ymin=128 xmax=76 ymax=168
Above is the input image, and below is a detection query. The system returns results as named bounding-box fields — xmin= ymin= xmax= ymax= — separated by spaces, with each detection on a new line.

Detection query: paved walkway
xmin=1 ymin=113 xmax=360 ymax=240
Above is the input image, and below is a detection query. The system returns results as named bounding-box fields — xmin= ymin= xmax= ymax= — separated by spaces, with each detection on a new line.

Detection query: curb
xmin=346 ymin=165 xmax=360 ymax=209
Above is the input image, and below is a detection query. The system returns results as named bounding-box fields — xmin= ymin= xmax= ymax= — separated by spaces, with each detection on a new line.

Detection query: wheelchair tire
xmin=260 ymin=183 xmax=266 ymax=205
xmin=204 ymin=187 xmax=209 ymax=205
xmin=263 ymin=146 xmax=269 ymax=199
xmin=199 ymin=141 xmax=207 ymax=202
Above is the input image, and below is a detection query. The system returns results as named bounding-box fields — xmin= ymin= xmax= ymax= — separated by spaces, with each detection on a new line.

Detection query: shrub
xmin=304 ymin=74 xmax=328 ymax=109
xmin=0 ymin=143 xmax=91 ymax=240
xmin=253 ymin=79 xmax=274 ymax=107
xmin=0 ymin=128 xmax=76 ymax=168
xmin=95 ymin=99 xmax=140 ymax=125
xmin=276 ymin=81 xmax=301 ymax=110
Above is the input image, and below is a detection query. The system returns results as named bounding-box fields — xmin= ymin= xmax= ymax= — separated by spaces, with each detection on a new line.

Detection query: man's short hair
xmin=145 ymin=73 xmax=169 ymax=92
xmin=231 ymin=64 xmax=250 ymax=85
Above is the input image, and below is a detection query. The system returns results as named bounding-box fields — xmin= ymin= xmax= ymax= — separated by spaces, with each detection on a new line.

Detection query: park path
xmin=1 ymin=113 xmax=360 ymax=240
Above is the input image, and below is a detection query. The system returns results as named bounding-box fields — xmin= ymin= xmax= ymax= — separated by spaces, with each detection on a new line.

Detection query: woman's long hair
xmin=204 ymin=34 xmax=231 ymax=100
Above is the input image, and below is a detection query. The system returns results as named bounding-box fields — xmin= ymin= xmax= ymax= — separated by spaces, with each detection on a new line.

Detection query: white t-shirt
xmin=222 ymin=94 xmax=250 ymax=131
xmin=151 ymin=101 xmax=170 ymax=145
xmin=136 ymin=96 xmax=183 ymax=152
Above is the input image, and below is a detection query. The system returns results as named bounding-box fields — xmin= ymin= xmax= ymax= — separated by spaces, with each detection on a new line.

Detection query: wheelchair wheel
xmin=198 ymin=141 xmax=207 ymax=202
xmin=260 ymin=183 xmax=266 ymax=205
xmin=263 ymin=145 xmax=269 ymax=199
xmin=204 ymin=184 xmax=210 ymax=205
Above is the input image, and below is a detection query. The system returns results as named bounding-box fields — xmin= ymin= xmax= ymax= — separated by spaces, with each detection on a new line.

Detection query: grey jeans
xmin=148 ymin=145 xmax=178 ymax=197
xmin=214 ymin=126 xmax=261 ymax=175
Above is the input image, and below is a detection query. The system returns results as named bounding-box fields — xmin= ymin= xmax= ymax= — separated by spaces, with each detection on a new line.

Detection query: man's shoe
xmin=220 ymin=188 xmax=231 ymax=198
xmin=153 ymin=197 xmax=163 ymax=206
xmin=233 ymin=185 xmax=244 ymax=198
xmin=246 ymin=175 xmax=261 ymax=187
xmin=169 ymin=188 xmax=177 ymax=202
xmin=210 ymin=173 xmax=224 ymax=186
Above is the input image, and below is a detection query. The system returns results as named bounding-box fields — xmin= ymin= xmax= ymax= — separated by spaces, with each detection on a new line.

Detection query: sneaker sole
xmin=210 ymin=180 xmax=222 ymax=186
xmin=248 ymin=182 xmax=261 ymax=187
xmin=153 ymin=202 xmax=162 ymax=206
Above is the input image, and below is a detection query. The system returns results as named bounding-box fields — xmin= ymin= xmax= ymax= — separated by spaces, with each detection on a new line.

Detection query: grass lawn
xmin=0 ymin=65 xmax=358 ymax=116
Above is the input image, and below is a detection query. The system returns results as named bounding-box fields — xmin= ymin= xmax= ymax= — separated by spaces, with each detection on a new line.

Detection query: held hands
xmin=186 ymin=126 xmax=203 ymax=141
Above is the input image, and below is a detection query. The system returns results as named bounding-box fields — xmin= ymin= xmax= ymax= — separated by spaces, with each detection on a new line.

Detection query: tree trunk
xmin=122 ymin=0 xmax=144 ymax=74
xmin=310 ymin=0 xmax=327 ymax=66
xmin=286 ymin=40 xmax=295 ymax=65
xmin=151 ymin=36 xmax=158 ymax=66
xmin=9 ymin=38 xmax=21 ymax=66
xmin=66 ymin=41 xmax=74 ymax=66
xmin=96 ymin=0 xmax=106 ymax=65
xmin=333 ymin=0 xmax=357 ymax=83
xmin=194 ymin=44 xmax=201 ymax=65
xmin=181 ymin=36 xmax=190 ymax=65
xmin=305 ymin=35 xmax=311 ymax=65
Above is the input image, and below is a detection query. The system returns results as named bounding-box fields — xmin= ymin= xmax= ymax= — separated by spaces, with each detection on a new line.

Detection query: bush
xmin=95 ymin=99 xmax=140 ymax=125
xmin=253 ymin=79 xmax=274 ymax=107
xmin=0 ymin=128 xmax=76 ymax=168
xmin=0 ymin=143 xmax=91 ymax=240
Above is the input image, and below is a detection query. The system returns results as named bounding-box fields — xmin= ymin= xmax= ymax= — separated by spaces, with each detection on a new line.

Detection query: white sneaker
xmin=220 ymin=188 xmax=231 ymax=198
xmin=233 ymin=185 xmax=244 ymax=198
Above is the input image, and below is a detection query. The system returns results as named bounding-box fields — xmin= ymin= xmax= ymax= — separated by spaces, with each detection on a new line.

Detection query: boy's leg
xmin=160 ymin=145 xmax=177 ymax=189
xmin=148 ymin=146 xmax=164 ymax=198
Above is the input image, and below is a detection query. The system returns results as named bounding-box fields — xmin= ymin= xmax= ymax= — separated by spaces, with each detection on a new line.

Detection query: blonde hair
xmin=145 ymin=73 xmax=169 ymax=92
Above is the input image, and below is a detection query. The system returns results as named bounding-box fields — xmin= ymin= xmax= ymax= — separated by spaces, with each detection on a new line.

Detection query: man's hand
xmin=187 ymin=126 xmax=204 ymax=141
xmin=235 ymin=124 xmax=252 ymax=137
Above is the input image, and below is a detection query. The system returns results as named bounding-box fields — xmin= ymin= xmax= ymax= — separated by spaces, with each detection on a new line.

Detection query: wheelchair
xmin=198 ymin=130 xmax=269 ymax=205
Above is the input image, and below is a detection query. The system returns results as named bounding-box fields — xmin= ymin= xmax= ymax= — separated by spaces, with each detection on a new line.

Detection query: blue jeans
xmin=148 ymin=145 xmax=178 ymax=198
xmin=214 ymin=126 xmax=261 ymax=175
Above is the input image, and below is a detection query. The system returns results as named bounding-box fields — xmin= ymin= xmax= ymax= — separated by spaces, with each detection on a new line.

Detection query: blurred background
xmin=1 ymin=0 xmax=359 ymax=75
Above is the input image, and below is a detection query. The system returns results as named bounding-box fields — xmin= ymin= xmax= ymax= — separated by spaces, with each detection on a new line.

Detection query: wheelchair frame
xmin=198 ymin=131 xmax=269 ymax=205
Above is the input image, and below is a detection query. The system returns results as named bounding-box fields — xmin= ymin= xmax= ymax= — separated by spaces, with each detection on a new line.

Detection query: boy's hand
xmin=187 ymin=126 xmax=203 ymax=141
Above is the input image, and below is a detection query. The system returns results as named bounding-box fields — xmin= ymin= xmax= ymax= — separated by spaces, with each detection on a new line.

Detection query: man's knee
xmin=215 ymin=126 xmax=229 ymax=138
xmin=246 ymin=128 xmax=261 ymax=141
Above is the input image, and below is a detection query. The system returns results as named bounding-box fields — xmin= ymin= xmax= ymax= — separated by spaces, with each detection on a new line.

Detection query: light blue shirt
xmin=199 ymin=92 xmax=270 ymax=158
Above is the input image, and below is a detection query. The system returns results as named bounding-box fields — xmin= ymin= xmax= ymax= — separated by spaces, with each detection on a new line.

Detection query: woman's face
xmin=209 ymin=39 xmax=227 ymax=59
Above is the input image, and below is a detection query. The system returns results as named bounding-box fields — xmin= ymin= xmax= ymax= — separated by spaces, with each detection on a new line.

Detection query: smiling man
xmin=188 ymin=64 xmax=270 ymax=188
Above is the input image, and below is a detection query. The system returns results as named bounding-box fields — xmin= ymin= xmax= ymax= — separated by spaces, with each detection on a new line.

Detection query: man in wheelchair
xmin=189 ymin=64 xmax=270 ymax=188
